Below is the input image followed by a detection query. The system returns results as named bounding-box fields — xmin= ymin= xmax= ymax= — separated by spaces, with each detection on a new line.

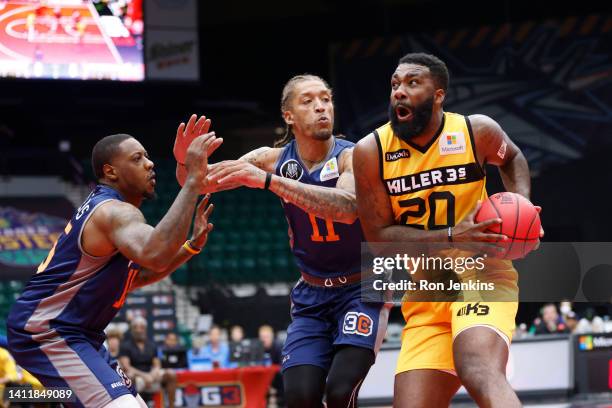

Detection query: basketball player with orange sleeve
xmin=204 ymin=75 xmax=389 ymax=408
xmin=353 ymin=53 xmax=543 ymax=407
xmin=7 ymin=116 xmax=220 ymax=408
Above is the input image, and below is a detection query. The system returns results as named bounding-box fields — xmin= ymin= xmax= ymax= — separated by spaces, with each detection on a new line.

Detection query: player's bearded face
xmin=388 ymin=95 xmax=434 ymax=142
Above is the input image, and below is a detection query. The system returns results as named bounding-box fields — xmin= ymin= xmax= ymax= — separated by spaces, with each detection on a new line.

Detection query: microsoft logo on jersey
xmin=439 ymin=132 xmax=466 ymax=155
xmin=579 ymin=335 xmax=593 ymax=351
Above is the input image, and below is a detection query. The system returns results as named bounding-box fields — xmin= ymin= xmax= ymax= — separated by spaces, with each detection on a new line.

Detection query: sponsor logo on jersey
xmin=385 ymin=149 xmax=411 ymax=162
xmin=280 ymin=159 xmax=304 ymax=181
xmin=384 ymin=163 xmax=483 ymax=195
xmin=342 ymin=312 xmax=373 ymax=336
xmin=320 ymin=157 xmax=340 ymax=181
xmin=456 ymin=302 xmax=490 ymax=317
xmin=439 ymin=132 xmax=466 ymax=155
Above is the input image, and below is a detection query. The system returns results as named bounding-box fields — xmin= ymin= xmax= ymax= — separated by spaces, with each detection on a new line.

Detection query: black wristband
xmin=264 ymin=173 xmax=272 ymax=190
xmin=447 ymin=226 xmax=453 ymax=242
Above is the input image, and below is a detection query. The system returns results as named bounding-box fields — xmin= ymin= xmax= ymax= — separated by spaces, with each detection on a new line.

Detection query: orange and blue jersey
xmin=7 ymin=184 xmax=138 ymax=407
xmin=274 ymin=137 xmax=363 ymax=279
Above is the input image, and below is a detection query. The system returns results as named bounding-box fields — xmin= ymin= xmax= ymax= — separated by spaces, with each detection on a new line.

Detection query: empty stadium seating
xmin=136 ymin=160 xmax=299 ymax=285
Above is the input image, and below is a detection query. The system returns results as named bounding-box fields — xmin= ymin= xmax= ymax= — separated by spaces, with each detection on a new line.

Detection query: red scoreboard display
xmin=0 ymin=0 xmax=144 ymax=80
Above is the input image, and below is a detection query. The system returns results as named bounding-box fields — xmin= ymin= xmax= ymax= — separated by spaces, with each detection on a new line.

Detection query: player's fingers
xmin=540 ymin=226 xmax=545 ymax=238
xmin=200 ymin=133 xmax=221 ymax=152
xmin=206 ymin=138 xmax=223 ymax=157
xmin=193 ymin=132 xmax=216 ymax=151
xmin=194 ymin=116 xmax=207 ymax=135
xmin=185 ymin=114 xmax=197 ymax=135
xmin=206 ymin=223 xmax=214 ymax=233
xmin=197 ymin=194 xmax=211 ymax=213
xmin=208 ymin=163 xmax=244 ymax=181
xmin=475 ymin=217 xmax=502 ymax=230
xmin=176 ymin=122 xmax=185 ymax=139
xmin=203 ymin=203 xmax=214 ymax=219
xmin=201 ymin=118 xmax=212 ymax=135
xmin=481 ymin=232 xmax=507 ymax=242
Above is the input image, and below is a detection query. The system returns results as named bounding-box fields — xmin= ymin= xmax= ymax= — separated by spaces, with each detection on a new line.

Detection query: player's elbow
xmin=140 ymin=251 xmax=172 ymax=273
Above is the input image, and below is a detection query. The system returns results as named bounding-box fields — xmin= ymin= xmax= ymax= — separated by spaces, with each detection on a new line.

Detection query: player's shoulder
xmin=92 ymin=199 xmax=144 ymax=230
xmin=467 ymin=114 xmax=503 ymax=136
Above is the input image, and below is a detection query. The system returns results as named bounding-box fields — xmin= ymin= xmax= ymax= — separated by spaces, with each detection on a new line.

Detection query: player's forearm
xmin=131 ymin=248 xmax=196 ymax=290
xmin=146 ymin=180 xmax=200 ymax=268
xmin=269 ymin=175 xmax=358 ymax=224
xmin=499 ymin=151 xmax=531 ymax=199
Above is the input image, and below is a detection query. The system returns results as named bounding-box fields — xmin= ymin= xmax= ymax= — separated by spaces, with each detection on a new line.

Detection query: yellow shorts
xmin=395 ymin=301 xmax=518 ymax=374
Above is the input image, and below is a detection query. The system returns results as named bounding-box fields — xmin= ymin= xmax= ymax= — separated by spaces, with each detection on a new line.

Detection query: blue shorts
xmin=7 ymin=326 xmax=136 ymax=408
xmin=281 ymin=279 xmax=389 ymax=372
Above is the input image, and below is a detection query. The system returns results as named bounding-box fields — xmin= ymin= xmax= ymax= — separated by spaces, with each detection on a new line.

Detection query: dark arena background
xmin=1 ymin=0 xmax=611 ymax=407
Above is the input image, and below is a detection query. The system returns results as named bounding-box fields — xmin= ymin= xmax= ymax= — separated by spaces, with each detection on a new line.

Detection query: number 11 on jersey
xmin=308 ymin=214 xmax=340 ymax=242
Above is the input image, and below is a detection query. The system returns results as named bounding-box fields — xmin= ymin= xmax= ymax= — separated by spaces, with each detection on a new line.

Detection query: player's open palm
xmin=207 ymin=160 xmax=267 ymax=189
xmin=191 ymin=194 xmax=214 ymax=249
xmin=184 ymin=133 xmax=223 ymax=184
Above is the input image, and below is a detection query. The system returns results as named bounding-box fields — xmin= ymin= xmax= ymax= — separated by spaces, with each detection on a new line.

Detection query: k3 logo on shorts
xmin=343 ymin=312 xmax=373 ymax=336
xmin=280 ymin=159 xmax=304 ymax=180
xmin=456 ymin=302 xmax=490 ymax=317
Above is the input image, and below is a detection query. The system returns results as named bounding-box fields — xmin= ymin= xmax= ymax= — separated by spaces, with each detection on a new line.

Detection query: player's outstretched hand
xmin=206 ymin=160 xmax=268 ymax=189
xmin=184 ymin=133 xmax=223 ymax=185
xmin=174 ymin=114 xmax=213 ymax=164
xmin=190 ymin=194 xmax=214 ymax=249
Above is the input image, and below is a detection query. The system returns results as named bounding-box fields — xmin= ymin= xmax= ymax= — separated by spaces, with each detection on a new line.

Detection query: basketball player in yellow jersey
xmin=354 ymin=53 xmax=542 ymax=407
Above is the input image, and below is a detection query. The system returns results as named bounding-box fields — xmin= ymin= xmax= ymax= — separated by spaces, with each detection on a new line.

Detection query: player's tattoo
xmin=270 ymin=176 xmax=357 ymax=224
xmin=240 ymin=147 xmax=280 ymax=172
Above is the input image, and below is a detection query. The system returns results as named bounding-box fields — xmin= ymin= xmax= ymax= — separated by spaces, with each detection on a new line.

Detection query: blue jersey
xmin=274 ymin=138 xmax=364 ymax=279
xmin=8 ymin=185 xmax=140 ymax=348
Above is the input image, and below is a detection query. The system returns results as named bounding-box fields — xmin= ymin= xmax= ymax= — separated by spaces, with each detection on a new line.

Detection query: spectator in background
xmin=163 ymin=332 xmax=181 ymax=351
xmin=565 ymin=311 xmax=579 ymax=333
xmin=230 ymin=325 xmax=244 ymax=344
xmin=258 ymin=325 xmax=282 ymax=366
xmin=533 ymin=303 xmax=570 ymax=335
xmin=119 ymin=317 xmax=177 ymax=408
xmin=0 ymin=336 xmax=7 ymax=349
xmin=257 ymin=325 xmax=284 ymax=407
xmin=106 ymin=329 xmax=123 ymax=359
xmin=187 ymin=326 xmax=230 ymax=370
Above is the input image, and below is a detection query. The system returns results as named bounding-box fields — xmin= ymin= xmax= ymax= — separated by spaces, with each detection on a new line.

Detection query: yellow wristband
xmin=183 ymin=240 xmax=201 ymax=255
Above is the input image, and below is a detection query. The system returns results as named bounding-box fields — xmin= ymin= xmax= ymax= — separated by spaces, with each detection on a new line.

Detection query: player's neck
xmin=99 ymin=182 xmax=143 ymax=207
xmin=409 ymin=110 xmax=445 ymax=147
xmin=294 ymin=136 xmax=334 ymax=170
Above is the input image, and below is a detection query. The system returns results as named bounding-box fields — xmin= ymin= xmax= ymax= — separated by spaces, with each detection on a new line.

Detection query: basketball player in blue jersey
xmin=205 ymin=75 xmax=389 ymax=408
xmin=7 ymin=116 xmax=221 ymax=408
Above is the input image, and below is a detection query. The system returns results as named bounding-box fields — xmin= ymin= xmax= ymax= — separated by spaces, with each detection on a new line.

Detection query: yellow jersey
xmin=374 ymin=111 xmax=486 ymax=229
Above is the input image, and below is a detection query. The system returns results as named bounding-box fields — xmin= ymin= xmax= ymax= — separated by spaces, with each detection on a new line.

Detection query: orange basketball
xmin=475 ymin=192 xmax=541 ymax=259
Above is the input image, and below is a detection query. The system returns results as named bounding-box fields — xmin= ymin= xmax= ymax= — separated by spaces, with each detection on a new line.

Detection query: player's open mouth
xmin=395 ymin=105 xmax=413 ymax=121
xmin=317 ymin=116 xmax=330 ymax=123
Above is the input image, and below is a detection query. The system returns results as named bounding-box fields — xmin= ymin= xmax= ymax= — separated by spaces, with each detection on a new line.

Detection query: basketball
xmin=475 ymin=192 xmax=541 ymax=259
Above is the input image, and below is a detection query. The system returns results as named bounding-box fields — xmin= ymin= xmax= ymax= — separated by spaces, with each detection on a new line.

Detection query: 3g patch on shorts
xmin=342 ymin=312 xmax=373 ymax=336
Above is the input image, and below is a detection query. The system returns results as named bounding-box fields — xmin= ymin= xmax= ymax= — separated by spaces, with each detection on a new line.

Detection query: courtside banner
xmin=145 ymin=28 xmax=199 ymax=80
xmin=0 ymin=197 xmax=73 ymax=280
xmin=360 ymin=242 xmax=612 ymax=303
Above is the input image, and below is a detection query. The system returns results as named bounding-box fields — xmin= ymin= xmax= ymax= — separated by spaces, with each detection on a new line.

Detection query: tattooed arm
xmin=206 ymin=148 xmax=358 ymax=224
